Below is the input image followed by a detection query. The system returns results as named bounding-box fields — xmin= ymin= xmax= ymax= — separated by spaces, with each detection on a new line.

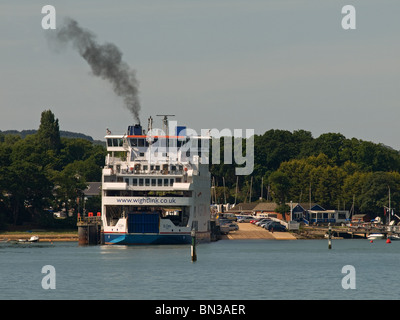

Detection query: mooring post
xmin=191 ymin=229 xmax=197 ymax=262
xmin=328 ymin=223 xmax=332 ymax=249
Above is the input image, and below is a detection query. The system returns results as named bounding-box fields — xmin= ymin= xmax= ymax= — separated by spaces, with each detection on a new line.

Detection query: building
xmin=228 ymin=202 xmax=258 ymax=215
xmin=83 ymin=182 xmax=102 ymax=198
xmin=351 ymin=214 xmax=371 ymax=223
xmin=290 ymin=202 xmax=349 ymax=224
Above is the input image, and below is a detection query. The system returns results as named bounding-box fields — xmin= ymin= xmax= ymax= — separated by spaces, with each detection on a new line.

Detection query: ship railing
xmin=119 ymin=169 xmax=186 ymax=175
xmin=77 ymin=213 xmax=102 ymax=224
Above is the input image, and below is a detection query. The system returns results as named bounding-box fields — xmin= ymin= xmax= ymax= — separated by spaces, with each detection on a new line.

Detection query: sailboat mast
xmin=234 ymin=176 xmax=238 ymax=206
xmin=388 ymin=186 xmax=391 ymax=225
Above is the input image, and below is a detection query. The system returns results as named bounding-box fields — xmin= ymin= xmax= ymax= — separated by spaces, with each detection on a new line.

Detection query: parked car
xmin=220 ymin=213 xmax=237 ymax=221
xmin=260 ymin=220 xmax=274 ymax=228
xmin=255 ymin=218 xmax=271 ymax=226
xmin=265 ymin=222 xmax=286 ymax=232
xmin=237 ymin=216 xmax=254 ymax=223
xmin=218 ymin=218 xmax=232 ymax=226
xmin=228 ymin=223 xmax=239 ymax=231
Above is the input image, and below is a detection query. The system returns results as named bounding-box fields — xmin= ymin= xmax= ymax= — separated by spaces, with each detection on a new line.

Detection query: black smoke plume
xmin=51 ymin=18 xmax=141 ymax=123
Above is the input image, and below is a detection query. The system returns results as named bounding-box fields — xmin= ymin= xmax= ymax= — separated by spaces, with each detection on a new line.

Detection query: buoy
xmin=386 ymin=238 xmax=391 ymax=243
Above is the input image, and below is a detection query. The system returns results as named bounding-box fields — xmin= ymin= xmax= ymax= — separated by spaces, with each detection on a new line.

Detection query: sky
xmin=1 ymin=0 xmax=400 ymax=149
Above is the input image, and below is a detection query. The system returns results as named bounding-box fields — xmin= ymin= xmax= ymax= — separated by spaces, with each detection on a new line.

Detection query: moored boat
xmin=367 ymin=233 xmax=385 ymax=240
xmin=16 ymin=236 xmax=40 ymax=243
xmin=388 ymin=234 xmax=400 ymax=241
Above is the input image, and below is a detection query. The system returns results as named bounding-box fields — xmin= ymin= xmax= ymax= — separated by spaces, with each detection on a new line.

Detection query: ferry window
xmin=138 ymin=138 xmax=145 ymax=147
xmin=145 ymin=179 xmax=150 ymax=186
xmin=140 ymin=153 xmax=145 ymax=157
xmin=107 ymin=139 xmax=112 ymax=147
xmin=132 ymin=178 xmax=138 ymax=186
xmin=164 ymin=179 xmax=169 ymax=186
xmin=130 ymin=139 xmax=137 ymax=147
xmin=151 ymin=179 xmax=156 ymax=186
xmin=145 ymin=140 xmax=149 ymax=147
xmin=139 ymin=179 xmax=144 ymax=186
xmin=112 ymin=139 xmax=118 ymax=146
xmin=118 ymin=139 xmax=123 ymax=147
xmin=176 ymin=178 xmax=181 ymax=183
xmin=170 ymin=179 xmax=174 ymax=186
xmin=157 ymin=179 xmax=162 ymax=186
xmin=125 ymin=178 xmax=129 ymax=185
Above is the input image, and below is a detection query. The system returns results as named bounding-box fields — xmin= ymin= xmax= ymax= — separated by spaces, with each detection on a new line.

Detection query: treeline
xmin=0 ymin=110 xmax=105 ymax=229
xmin=211 ymin=130 xmax=400 ymax=218
xmin=0 ymin=129 xmax=104 ymax=145
xmin=2 ymin=111 xmax=400 ymax=228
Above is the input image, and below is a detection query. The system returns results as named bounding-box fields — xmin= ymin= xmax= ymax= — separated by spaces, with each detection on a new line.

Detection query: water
xmin=1 ymin=239 xmax=400 ymax=300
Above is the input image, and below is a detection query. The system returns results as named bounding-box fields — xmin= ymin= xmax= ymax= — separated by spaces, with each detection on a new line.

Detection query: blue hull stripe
xmin=104 ymin=233 xmax=191 ymax=245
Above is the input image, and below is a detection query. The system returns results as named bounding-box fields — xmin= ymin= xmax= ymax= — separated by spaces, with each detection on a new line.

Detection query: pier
xmin=346 ymin=225 xmax=399 ymax=239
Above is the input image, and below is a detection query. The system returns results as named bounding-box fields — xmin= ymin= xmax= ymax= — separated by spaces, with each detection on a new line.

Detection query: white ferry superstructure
xmin=101 ymin=116 xmax=211 ymax=245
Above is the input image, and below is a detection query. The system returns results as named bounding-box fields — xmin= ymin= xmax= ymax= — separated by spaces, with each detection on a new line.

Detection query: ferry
xmin=101 ymin=115 xmax=211 ymax=245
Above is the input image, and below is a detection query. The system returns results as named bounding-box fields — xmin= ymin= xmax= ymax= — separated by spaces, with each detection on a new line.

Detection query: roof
xmin=84 ymin=182 xmax=102 ymax=196
xmin=229 ymin=202 xmax=258 ymax=212
xmin=290 ymin=202 xmax=326 ymax=211
xmin=253 ymin=202 xmax=278 ymax=212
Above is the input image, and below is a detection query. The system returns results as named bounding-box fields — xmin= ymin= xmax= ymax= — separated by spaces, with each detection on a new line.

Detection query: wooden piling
xmin=191 ymin=229 xmax=197 ymax=262
xmin=328 ymin=223 xmax=332 ymax=249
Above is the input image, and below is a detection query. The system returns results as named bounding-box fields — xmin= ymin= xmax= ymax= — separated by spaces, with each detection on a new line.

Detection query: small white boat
xmin=388 ymin=234 xmax=400 ymax=241
xmin=18 ymin=235 xmax=40 ymax=243
xmin=367 ymin=233 xmax=385 ymax=240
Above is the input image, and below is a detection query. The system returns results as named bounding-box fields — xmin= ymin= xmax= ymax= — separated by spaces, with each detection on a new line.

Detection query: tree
xmin=358 ymin=172 xmax=400 ymax=218
xmin=37 ymin=110 xmax=61 ymax=153
xmin=0 ymin=109 xmax=105 ymax=228
xmin=269 ymin=171 xmax=291 ymax=205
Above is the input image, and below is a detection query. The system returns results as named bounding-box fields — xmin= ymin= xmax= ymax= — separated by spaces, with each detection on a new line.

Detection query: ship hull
xmin=103 ymin=232 xmax=192 ymax=245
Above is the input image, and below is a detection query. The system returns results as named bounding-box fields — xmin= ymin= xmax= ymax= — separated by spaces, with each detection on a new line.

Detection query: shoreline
xmin=0 ymin=224 xmax=331 ymax=243
xmin=0 ymin=232 xmax=78 ymax=242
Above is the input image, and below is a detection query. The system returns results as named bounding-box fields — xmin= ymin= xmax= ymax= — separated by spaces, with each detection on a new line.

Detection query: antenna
xmin=156 ymin=114 xmax=175 ymax=136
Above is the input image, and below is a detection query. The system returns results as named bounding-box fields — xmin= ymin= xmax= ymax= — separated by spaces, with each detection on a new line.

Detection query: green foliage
xmin=212 ymin=129 xmax=400 ymax=218
xmin=268 ymin=171 xmax=291 ymax=205
xmin=37 ymin=110 xmax=61 ymax=153
xmin=0 ymin=110 xmax=105 ymax=229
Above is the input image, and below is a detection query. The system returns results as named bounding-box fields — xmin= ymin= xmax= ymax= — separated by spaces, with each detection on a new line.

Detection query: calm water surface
xmin=1 ymin=239 xmax=399 ymax=300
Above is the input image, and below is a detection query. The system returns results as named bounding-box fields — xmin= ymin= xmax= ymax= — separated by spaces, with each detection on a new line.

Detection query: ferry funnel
xmin=128 ymin=124 xmax=142 ymax=135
